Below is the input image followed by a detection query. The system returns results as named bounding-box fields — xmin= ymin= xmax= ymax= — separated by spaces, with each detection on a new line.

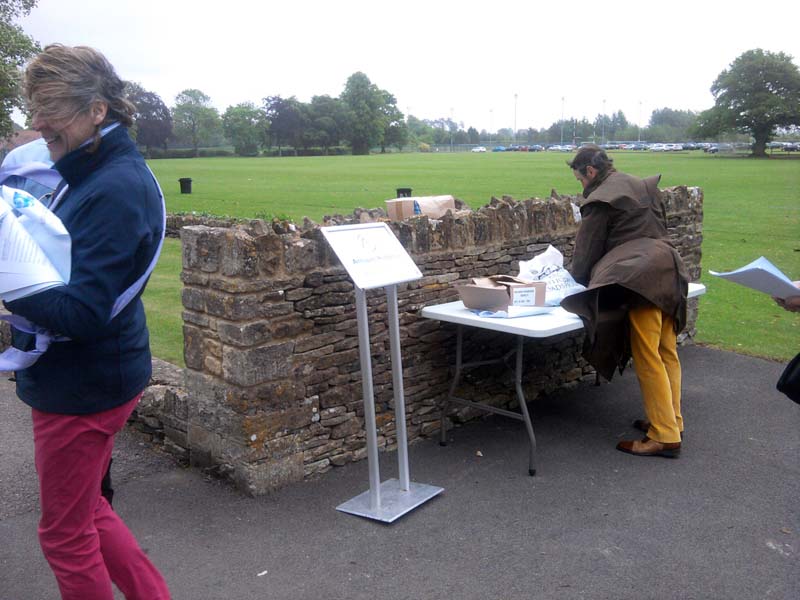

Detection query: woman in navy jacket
xmin=6 ymin=45 xmax=170 ymax=599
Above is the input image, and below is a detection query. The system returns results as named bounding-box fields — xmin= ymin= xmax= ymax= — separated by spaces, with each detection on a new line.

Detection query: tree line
xmin=2 ymin=1 xmax=799 ymax=158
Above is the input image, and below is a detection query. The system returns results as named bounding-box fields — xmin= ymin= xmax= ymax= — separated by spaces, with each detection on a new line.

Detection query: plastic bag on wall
xmin=517 ymin=244 xmax=585 ymax=306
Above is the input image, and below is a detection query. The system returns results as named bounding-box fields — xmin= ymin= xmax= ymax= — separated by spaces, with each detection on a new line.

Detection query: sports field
xmin=142 ymin=151 xmax=800 ymax=366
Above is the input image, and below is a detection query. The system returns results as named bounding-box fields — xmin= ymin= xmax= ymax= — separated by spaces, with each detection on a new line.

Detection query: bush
xmin=197 ymin=148 xmax=234 ymax=157
xmin=262 ymin=146 xmax=350 ymax=157
xmin=418 ymin=142 xmax=431 ymax=153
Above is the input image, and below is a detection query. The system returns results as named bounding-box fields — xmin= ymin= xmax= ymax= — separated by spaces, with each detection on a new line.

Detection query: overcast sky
xmin=16 ymin=0 xmax=800 ymax=132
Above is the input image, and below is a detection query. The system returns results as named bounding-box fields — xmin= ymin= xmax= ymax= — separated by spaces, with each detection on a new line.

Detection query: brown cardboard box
xmin=456 ymin=276 xmax=546 ymax=311
xmin=385 ymin=195 xmax=456 ymax=221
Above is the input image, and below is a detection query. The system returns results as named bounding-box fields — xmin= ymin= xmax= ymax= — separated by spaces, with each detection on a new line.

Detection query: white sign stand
xmin=321 ymin=223 xmax=443 ymax=523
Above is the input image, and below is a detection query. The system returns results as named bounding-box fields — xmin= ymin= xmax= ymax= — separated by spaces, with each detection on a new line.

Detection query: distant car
xmin=650 ymin=143 xmax=666 ymax=152
xmin=530 ymin=144 xmax=544 ymax=152
xmin=783 ymin=142 xmax=799 ymax=151
xmin=471 ymin=146 xmax=487 ymax=153
xmin=492 ymin=146 xmax=506 ymax=152
xmin=707 ymin=143 xmax=734 ymax=154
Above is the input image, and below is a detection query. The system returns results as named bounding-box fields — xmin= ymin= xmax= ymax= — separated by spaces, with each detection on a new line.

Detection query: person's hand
xmin=774 ymin=281 xmax=800 ymax=313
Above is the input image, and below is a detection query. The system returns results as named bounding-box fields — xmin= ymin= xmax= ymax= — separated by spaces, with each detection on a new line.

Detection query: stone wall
xmin=149 ymin=187 xmax=703 ymax=495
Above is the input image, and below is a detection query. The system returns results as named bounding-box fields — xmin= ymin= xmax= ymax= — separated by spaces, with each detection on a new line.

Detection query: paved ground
xmin=1 ymin=345 xmax=798 ymax=600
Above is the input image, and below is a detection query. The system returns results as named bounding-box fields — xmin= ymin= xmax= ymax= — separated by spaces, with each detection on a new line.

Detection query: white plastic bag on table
xmin=517 ymin=244 xmax=585 ymax=306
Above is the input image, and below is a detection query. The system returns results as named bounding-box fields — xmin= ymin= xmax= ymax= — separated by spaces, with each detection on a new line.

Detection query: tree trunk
xmin=752 ymin=128 xmax=769 ymax=157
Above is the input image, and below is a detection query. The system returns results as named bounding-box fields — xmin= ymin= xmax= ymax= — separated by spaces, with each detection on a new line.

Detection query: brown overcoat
xmin=561 ymin=171 xmax=689 ymax=380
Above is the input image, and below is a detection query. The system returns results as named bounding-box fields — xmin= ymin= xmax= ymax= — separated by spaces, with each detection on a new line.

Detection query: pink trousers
xmin=32 ymin=393 xmax=170 ymax=600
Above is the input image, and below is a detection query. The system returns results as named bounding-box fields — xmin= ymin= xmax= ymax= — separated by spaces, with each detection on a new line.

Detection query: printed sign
xmin=321 ymin=222 xmax=422 ymax=290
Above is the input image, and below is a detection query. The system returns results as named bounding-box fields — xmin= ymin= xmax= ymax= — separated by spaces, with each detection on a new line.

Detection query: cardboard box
xmin=456 ymin=276 xmax=546 ymax=312
xmin=385 ymin=195 xmax=456 ymax=221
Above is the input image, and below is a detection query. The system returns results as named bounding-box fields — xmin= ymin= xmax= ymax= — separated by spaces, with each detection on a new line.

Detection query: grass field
xmin=143 ymin=151 xmax=800 ymax=366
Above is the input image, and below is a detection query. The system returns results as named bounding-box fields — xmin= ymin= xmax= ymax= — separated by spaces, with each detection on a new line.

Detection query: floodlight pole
xmin=602 ymin=99 xmax=606 ymax=144
xmin=514 ymin=93 xmax=517 ymax=144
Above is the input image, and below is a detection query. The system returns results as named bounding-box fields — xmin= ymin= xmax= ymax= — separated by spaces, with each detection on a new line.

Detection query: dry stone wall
xmin=150 ymin=186 xmax=703 ymax=495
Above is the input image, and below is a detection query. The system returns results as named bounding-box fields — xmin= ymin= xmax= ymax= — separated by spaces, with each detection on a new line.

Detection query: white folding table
xmin=419 ymin=283 xmax=706 ymax=475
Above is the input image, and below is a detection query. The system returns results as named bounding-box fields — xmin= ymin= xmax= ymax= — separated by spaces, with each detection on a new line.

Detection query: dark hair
xmin=567 ymin=144 xmax=614 ymax=176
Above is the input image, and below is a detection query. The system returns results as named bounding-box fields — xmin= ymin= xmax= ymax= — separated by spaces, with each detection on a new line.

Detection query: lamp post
xmin=560 ymin=97 xmax=565 ymax=145
xmin=638 ymin=100 xmax=642 ymax=142
xmin=513 ymin=93 xmax=518 ymax=145
xmin=602 ymin=99 xmax=606 ymax=144
xmin=489 ymin=108 xmax=493 ymax=145
xmin=450 ymin=107 xmax=454 ymax=152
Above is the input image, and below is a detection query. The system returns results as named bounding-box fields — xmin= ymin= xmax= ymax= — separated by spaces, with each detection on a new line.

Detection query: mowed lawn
xmin=144 ymin=151 xmax=800 ymax=366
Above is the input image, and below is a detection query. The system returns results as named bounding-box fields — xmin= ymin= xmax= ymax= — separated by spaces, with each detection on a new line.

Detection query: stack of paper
xmin=709 ymin=257 xmax=799 ymax=299
xmin=0 ymin=185 xmax=70 ymax=301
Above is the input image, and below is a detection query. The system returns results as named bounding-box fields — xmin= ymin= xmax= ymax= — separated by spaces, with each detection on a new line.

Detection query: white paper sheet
xmin=709 ymin=256 xmax=799 ymax=299
xmin=0 ymin=186 xmax=70 ymax=301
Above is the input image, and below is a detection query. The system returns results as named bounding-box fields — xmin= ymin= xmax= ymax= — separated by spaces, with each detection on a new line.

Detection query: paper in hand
xmin=709 ymin=257 xmax=799 ymax=299
xmin=0 ymin=185 xmax=70 ymax=301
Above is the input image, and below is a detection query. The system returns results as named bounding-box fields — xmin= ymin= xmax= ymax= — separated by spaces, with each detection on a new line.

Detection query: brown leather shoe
xmin=632 ymin=419 xmax=684 ymax=441
xmin=616 ymin=436 xmax=681 ymax=458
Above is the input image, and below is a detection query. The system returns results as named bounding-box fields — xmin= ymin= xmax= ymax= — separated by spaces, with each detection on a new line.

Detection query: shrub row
xmin=262 ymin=146 xmax=350 ymax=157
xmin=143 ymin=147 xmax=236 ymax=159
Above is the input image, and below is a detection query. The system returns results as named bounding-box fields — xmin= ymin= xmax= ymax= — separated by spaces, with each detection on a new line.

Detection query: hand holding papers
xmin=709 ymin=257 xmax=799 ymax=299
xmin=0 ymin=185 xmax=70 ymax=301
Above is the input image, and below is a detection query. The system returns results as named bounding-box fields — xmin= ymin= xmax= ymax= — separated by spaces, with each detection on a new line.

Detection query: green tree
xmin=340 ymin=72 xmax=384 ymax=155
xmin=693 ymin=49 xmax=800 ymax=156
xmin=126 ymin=82 xmax=172 ymax=155
xmin=406 ymin=115 xmax=434 ymax=145
xmin=222 ymin=102 xmax=266 ymax=156
xmin=378 ymin=90 xmax=407 ymax=152
xmin=172 ymin=89 xmax=221 ymax=156
xmin=262 ymin=95 xmax=307 ymax=156
xmin=306 ymin=95 xmax=348 ymax=154
xmin=1 ymin=0 xmax=39 ymax=139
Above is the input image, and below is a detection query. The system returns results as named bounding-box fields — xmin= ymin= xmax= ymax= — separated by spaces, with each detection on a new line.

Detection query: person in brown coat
xmin=561 ymin=145 xmax=689 ymax=457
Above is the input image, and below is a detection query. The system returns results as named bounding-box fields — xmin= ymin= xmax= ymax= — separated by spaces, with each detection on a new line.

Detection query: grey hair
xmin=24 ymin=44 xmax=135 ymax=132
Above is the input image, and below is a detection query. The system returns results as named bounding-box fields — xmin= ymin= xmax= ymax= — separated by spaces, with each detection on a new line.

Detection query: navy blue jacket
xmin=6 ymin=126 xmax=162 ymax=414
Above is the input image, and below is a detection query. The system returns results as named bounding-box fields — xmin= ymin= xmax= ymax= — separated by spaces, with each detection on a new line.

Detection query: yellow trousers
xmin=628 ymin=304 xmax=683 ymax=443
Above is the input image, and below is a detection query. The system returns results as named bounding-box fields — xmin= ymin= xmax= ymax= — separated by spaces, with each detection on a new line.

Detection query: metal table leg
xmin=513 ymin=336 xmax=537 ymax=476
xmin=439 ymin=327 xmax=538 ymax=476
xmin=440 ymin=325 xmax=463 ymax=446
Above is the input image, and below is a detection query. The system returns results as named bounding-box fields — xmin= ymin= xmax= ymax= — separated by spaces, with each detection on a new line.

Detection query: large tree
xmin=378 ymin=90 xmax=407 ymax=153
xmin=339 ymin=72 xmax=385 ymax=155
xmin=222 ymin=102 xmax=267 ymax=156
xmin=126 ymin=82 xmax=172 ymax=155
xmin=306 ymin=94 xmax=349 ymax=154
xmin=172 ymin=89 xmax=221 ymax=156
xmin=262 ymin=95 xmax=307 ymax=155
xmin=1 ymin=0 xmax=39 ymax=139
xmin=693 ymin=49 xmax=800 ymax=156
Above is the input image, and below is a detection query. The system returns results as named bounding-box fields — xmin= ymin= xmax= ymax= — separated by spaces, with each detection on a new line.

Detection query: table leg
xmin=440 ymin=325 xmax=463 ymax=446
xmin=513 ymin=336 xmax=537 ymax=476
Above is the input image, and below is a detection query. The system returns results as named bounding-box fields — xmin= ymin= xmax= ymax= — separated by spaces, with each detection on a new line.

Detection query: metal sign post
xmin=321 ymin=223 xmax=443 ymax=523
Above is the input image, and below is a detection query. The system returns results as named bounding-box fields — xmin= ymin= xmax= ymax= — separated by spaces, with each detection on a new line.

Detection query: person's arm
xmin=774 ymin=281 xmax=800 ymax=313
xmin=570 ymin=202 xmax=610 ymax=286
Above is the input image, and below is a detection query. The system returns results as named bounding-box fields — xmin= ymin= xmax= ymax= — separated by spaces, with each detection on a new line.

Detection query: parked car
xmin=707 ymin=143 xmax=734 ymax=154
xmin=783 ymin=142 xmax=799 ymax=152
xmin=492 ymin=146 xmax=506 ymax=152
xmin=529 ymin=144 xmax=544 ymax=152
xmin=471 ymin=146 xmax=487 ymax=153
xmin=650 ymin=143 xmax=666 ymax=152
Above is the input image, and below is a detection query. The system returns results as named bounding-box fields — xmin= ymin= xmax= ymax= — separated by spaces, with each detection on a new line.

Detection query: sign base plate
xmin=336 ymin=479 xmax=444 ymax=523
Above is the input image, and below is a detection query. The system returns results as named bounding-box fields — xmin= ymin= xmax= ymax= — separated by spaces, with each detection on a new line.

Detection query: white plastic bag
xmin=517 ymin=244 xmax=585 ymax=306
